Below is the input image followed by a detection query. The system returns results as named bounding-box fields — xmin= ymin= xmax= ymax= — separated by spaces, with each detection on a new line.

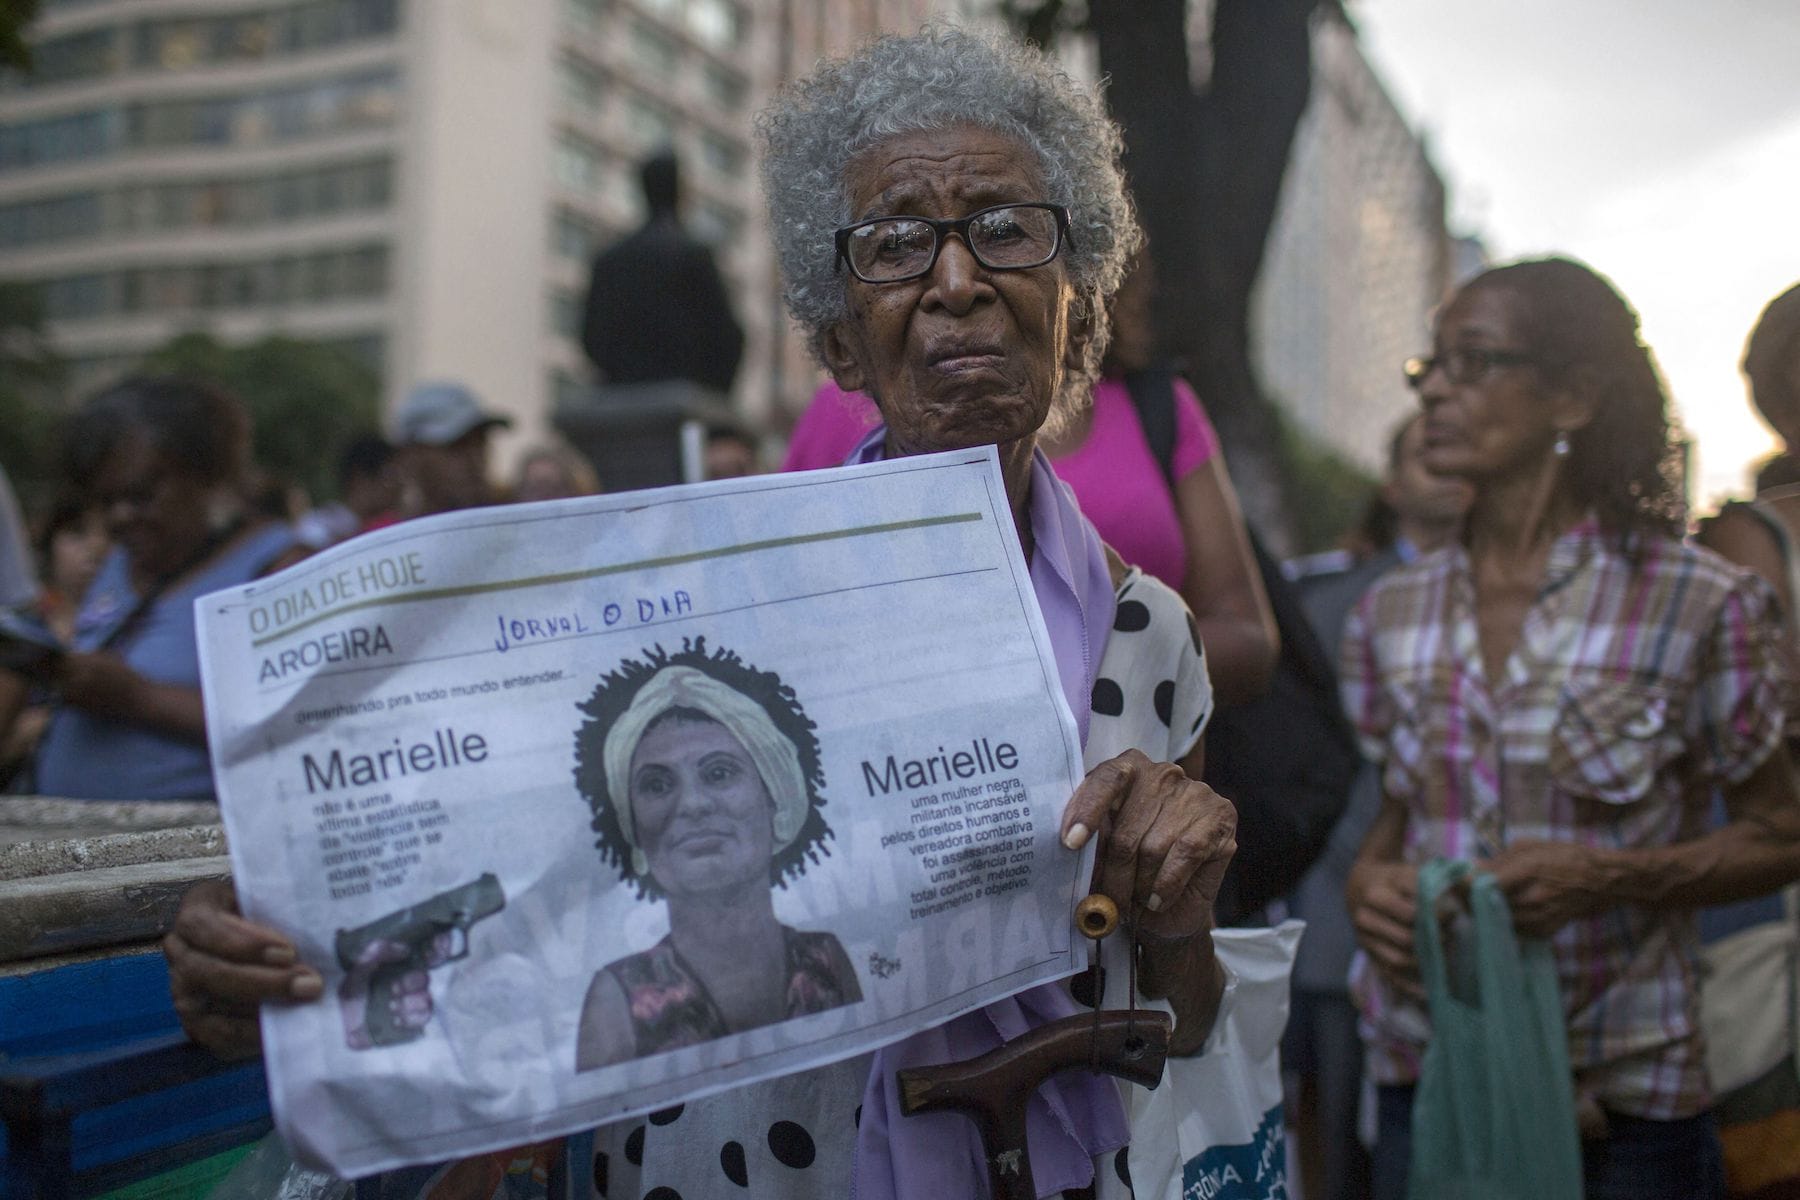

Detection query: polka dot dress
xmin=587 ymin=1053 xmax=870 ymax=1198
xmin=587 ymin=569 xmax=1210 ymax=1200
xmin=1085 ymin=569 xmax=1212 ymax=768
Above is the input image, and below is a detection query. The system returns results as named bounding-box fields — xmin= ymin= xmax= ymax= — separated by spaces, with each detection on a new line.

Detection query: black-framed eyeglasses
xmin=834 ymin=203 xmax=1074 ymax=284
xmin=1404 ymin=347 xmax=1536 ymax=391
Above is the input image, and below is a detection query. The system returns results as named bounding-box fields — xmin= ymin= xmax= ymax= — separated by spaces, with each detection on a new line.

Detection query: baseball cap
xmin=391 ymin=381 xmax=512 ymax=447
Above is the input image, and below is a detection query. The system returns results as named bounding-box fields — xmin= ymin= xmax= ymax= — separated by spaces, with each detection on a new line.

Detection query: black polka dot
xmin=853 ymin=1105 xmax=862 ymax=1128
xmin=1188 ymin=615 xmax=1204 ymax=655
xmin=593 ymin=1151 xmax=609 ymax=1197
xmin=1092 ymin=678 xmax=1125 ymax=717
xmin=624 ymin=1125 xmax=645 ymax=1167
xmin=720 ymin=1141 xmax=748 ymax=1188
xmin=1192 ymin=708 xmax=1208 ymax=734
xmin=649 ymin=1104 xmax=684 ymax=1126
xmin=1115 ymin=1144 xmax=1133 ymax=1188
xmin=1113 ymin=599 xmax=1151 ymax=632
xmin=1069 ymin=967 xmax=1104 ymax=1008
xmin=643 ymin=1189 xmax=683 ymax=1200
xmin=767 ymin=1121 xmax=816 ymax=1169
xmin=1153 ymin=680 xmax=1175 ymax=726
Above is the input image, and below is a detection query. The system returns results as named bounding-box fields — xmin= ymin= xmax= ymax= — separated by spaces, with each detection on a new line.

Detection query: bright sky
xmin=1353 ymin=0 xmax=1800 ymax=507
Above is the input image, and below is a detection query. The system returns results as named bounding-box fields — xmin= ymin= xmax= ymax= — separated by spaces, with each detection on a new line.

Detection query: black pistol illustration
xmin=334 ymin=872 xmax=506 ymax=1047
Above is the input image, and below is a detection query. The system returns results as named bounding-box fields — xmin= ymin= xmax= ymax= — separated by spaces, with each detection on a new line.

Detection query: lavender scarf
xmin=843 ymin=428 xmax=1129 ymax=1199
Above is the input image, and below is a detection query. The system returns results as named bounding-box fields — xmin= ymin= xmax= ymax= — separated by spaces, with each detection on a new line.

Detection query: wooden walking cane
xmin=896 ymin=895 xmax=1173 ymax=1200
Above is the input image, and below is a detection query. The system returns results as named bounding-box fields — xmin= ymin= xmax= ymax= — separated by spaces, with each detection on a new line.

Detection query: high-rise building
xmin=0 ymin=0 xmax=1003 ymax=463
xmin=1250 ymin=9 xmax=1451 ymax=474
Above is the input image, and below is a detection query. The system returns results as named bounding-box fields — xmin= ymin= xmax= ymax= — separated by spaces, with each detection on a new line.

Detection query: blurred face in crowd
xmin=48 ymin=507 xmax=108 ymax=601
xmin=703 ymin=435 xmax=757 ymax=481
xmin=1415 ymin=284 xmax=1589 ymax=487
xmin=90 ymin=433 xmax=220 ymax=580
xmin=345 ymin=461 xmax=403 ymax=521
xmin=403 ymin=428 xmax=493 ymax=515
xmin=822 ymin=126 xmax=1085 ymax=457
xmin=514 ymin=450 xmax=601 ymax=504
xmin=1104 ymin=258 xmax=1157 ymax=375
xmin=1385 ymin=415 xmax=1474 ymax=527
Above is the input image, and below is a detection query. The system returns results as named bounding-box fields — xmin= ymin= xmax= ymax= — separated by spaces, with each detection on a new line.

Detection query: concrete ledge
xmin=0 ymin=857 xmax=232 ymax=964
xmin=0 ymin=797 xmax=221 ymax=845
xmin=0 ymin=824 xmax=225 ymax=882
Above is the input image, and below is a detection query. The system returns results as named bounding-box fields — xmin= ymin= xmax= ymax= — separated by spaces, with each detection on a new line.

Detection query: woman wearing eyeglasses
xmin=166 ymin=30 xmax=1237 ymax=1200
xmin=1343 ymin=258 xmax=1800 ymax=1200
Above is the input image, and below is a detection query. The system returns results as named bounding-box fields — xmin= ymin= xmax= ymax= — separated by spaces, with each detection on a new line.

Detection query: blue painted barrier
xmin=0 ymin=953 xmax=271 ymax=1199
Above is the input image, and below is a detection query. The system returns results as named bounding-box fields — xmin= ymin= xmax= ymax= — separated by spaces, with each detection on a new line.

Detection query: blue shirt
xmin=36 ymin=523 xmax=296 ymax=801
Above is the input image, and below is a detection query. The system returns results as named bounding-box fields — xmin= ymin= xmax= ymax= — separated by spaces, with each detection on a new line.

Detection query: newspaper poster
xmin=196 ymin=447 xmax=1092 ymax=1177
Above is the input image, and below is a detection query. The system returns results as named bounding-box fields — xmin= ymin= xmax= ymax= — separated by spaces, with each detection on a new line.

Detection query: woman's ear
xmin=1552 ymin=363 xmax=1604 ymax=439
xmin=820 ymin=323 xmax=869 ymax=395
xmin=1062 ymin=300 xmax=1096 ymax=377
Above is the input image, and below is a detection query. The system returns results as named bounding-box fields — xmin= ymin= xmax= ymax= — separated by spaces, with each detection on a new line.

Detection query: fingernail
xmin=290 ymin=971 xmax=323 ymax=1001
xmin=1063 ymin=822 xmax=1090 ymax=851
xmin=1146 ymin=893 xmax=1164 ymax=913
xmin=263 ymin=945 xmax=295 ymax=967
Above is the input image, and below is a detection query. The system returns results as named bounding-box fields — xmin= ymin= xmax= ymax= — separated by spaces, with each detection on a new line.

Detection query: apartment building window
xmin=2 ymin=27 xmax=120 ymax=89
xmin=554 ymin=133 xmax=605 ymax=192
xmin=121 ymin=70 xmax=399 ymax=153
xmin=0 ymin=192 xmax=103 ymax=248
xmin=622 ymin=95 xmax=673 ymax=149
xmin=563 ymin=0 xmax=606 ymax=30
xmin=688 ymin=200 xmax=738 ymax=247
xmin=0 ymin=108 xmax=122 ymax=170
xmin=699 ymin=64 xmax=745 ymax=110
xmin=548 ymin=289 xmax=583 ymax=339
xmin=42 ymin=273 xmax=110 ymax=320
xmin=686 ymin=0 xmax=741 ymax=50
xmin=131 ymin=0 xmax=400 ymax=71
xmin=36 ymin=243 xmax=389 ymax=323
xmin=697 ymin=131 xmax=741 ymax=177
xmin=558 ymin=55 xmax=606 ymax=120
xmin=629 ymin=24 xmax=679 ymax=76
xmin=551 ymin=205 xmax=609 ymax=261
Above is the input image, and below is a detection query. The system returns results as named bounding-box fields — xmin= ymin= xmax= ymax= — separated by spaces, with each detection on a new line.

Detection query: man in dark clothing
xmin=581 ymin=151 xmax=744 ymax=396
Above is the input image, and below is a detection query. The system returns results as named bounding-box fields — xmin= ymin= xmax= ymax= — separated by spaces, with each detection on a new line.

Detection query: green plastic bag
xmin=1406 ymin=859 xmax=1583 ymax=1200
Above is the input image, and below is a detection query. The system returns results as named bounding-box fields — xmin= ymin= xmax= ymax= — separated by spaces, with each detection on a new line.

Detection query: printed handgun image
xmin=333 ymin=872 xmax=506 ymax=1049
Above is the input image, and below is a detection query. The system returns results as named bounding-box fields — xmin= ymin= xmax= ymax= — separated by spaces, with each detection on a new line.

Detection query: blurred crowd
xmin=5 ymin=125 xmax=1800 ymax=1199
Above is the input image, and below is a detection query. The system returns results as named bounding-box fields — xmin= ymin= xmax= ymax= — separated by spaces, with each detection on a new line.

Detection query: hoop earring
xmin=1553 ymin=432 xmax=1571 ymax=458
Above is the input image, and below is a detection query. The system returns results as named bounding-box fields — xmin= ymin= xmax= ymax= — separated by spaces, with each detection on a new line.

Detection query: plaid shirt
xmin=1340 ymin=519 xmax=1789 ymax=1119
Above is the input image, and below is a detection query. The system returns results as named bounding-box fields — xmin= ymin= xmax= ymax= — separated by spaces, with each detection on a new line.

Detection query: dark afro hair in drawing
xmin=571 ymin=636 xmax=832 ymax=900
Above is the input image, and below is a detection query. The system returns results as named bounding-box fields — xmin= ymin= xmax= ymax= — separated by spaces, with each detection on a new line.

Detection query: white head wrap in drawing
xmin=603 ymin=666 xmax=808 ymax=877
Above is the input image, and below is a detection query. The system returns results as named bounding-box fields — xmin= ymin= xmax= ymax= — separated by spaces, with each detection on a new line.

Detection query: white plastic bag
xmin=207 ymin=1132 xmax=352 ymax=1200
xmin=1098 ymin=921 xmax=1301 ymax=1200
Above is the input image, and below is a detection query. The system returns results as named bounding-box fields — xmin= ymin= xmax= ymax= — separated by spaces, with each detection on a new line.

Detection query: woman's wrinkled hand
xmin=1482 ymin=839 xmax=1610 ymax=938
xmin=1058 ymin=748 xmax=1236 ymax=942
xmin=1346 ymin=859 xmax=1423 ymax=1001
xmin=163 ymin=879 xmax=322 ymax=1059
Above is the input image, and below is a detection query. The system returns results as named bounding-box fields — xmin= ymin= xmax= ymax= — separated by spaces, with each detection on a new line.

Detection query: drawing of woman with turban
xmin=571 ymin=637 xmax=860 ymax=1071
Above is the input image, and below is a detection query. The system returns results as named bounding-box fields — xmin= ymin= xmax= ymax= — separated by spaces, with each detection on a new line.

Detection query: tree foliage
xmin=138 ymin=333 xmax=382 ymax=502
xmin=1008 ymin=0 xmax=1327 ymax=545
xmin=1 ymin=0 xmax=39 ymax=73
xmin=0 ymin=282 xmax=67 ymax=507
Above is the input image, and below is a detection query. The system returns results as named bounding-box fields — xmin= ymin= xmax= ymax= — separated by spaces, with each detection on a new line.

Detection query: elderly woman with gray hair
xmin=164 ymin=28 xmax=1235 ymax=1199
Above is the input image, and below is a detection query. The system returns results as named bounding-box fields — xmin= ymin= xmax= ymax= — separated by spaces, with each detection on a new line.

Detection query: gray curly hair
xmin=756 ymin=27 xmax=1142 ymax=420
